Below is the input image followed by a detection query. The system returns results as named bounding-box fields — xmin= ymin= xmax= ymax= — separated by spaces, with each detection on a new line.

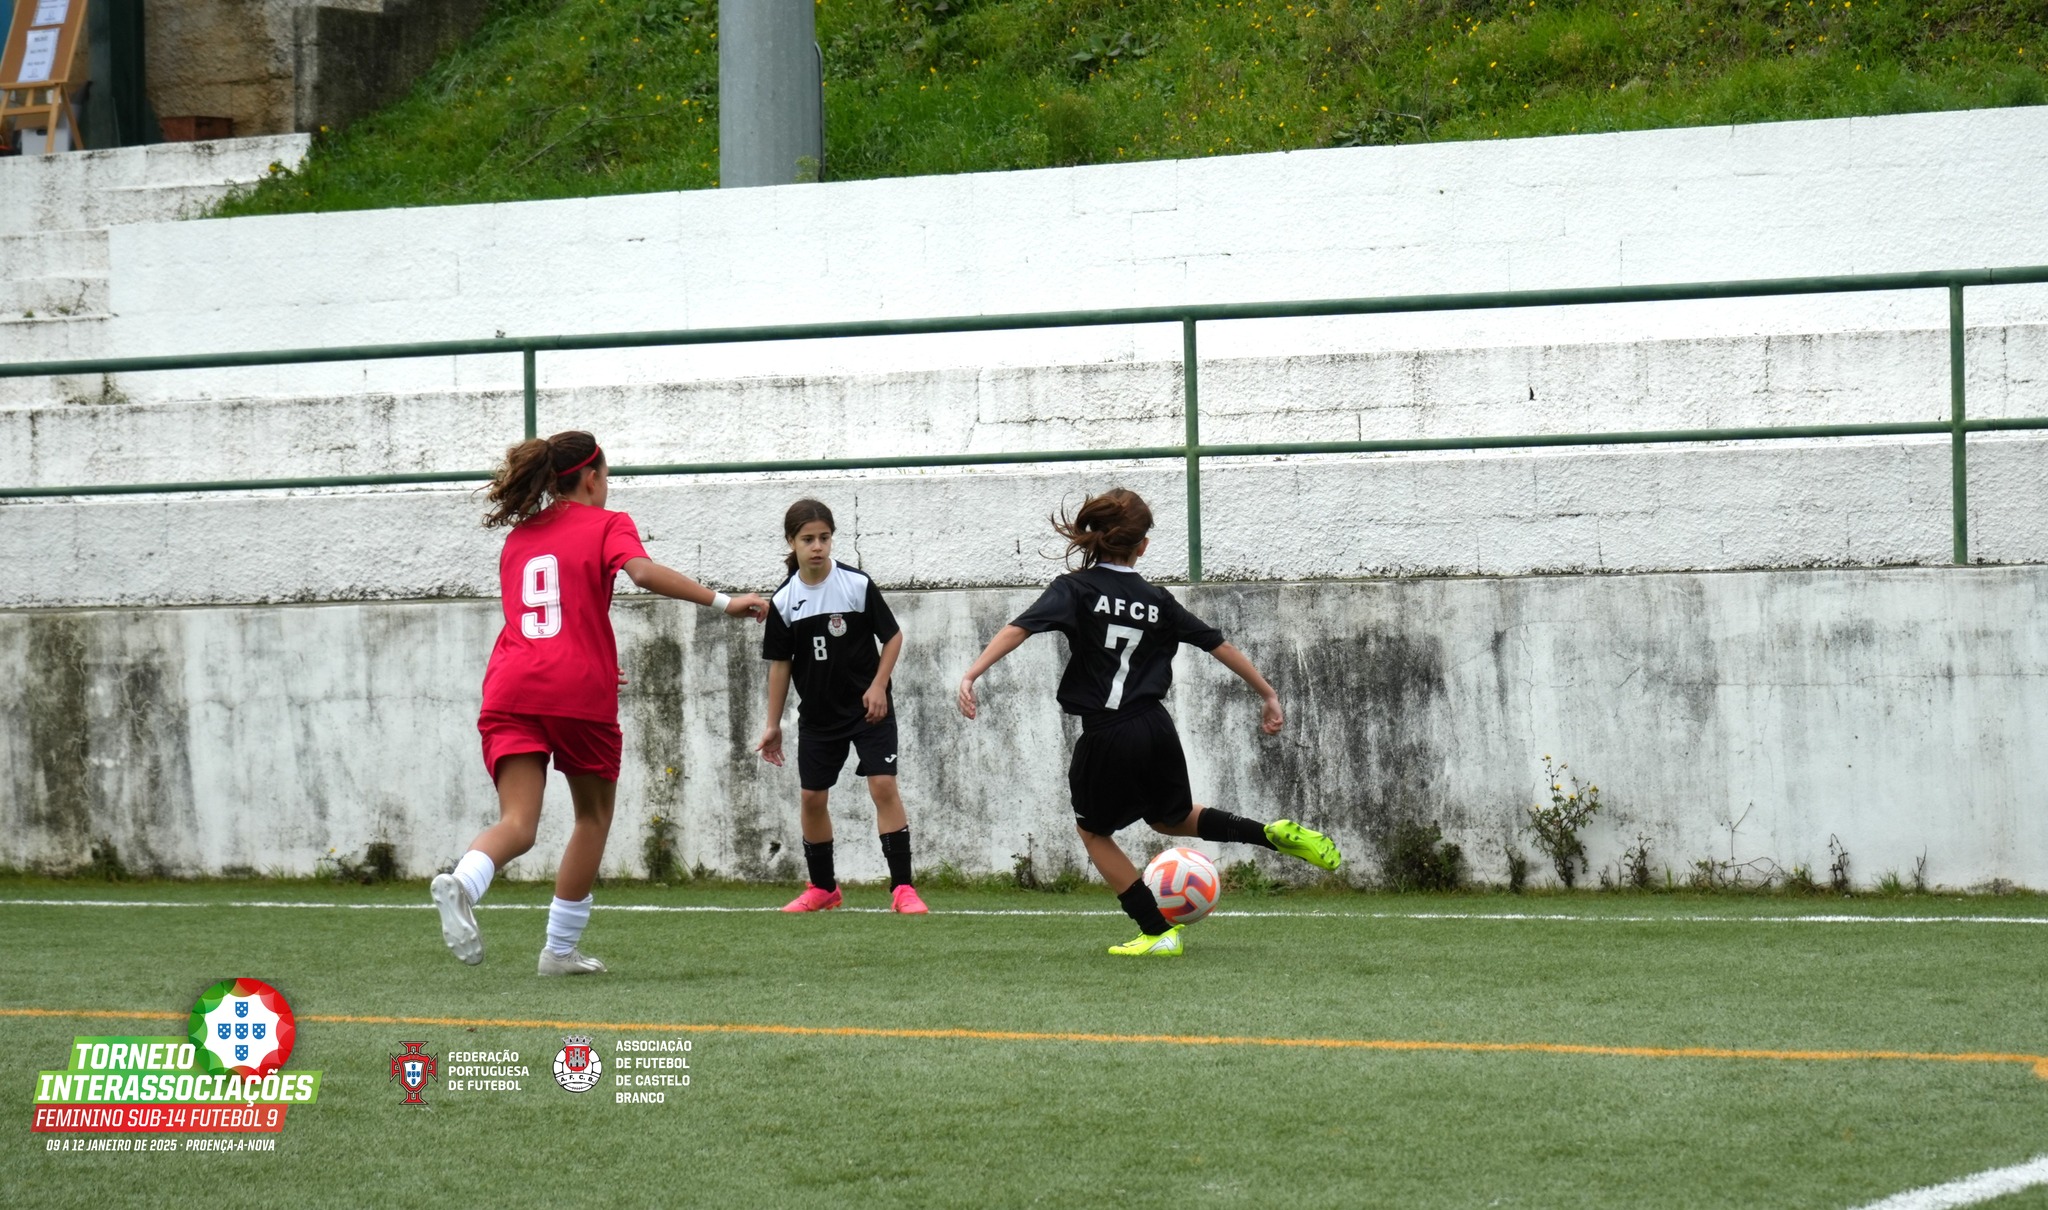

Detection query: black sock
xmin=1196 ymin=808 xmax=1275 ymax=850
xmin=1116 ymin=879 xmax=1172 ymax=936
xmin=803 ymin=839 xmax=837 ymax=891
xmin=879 ymin=827 xmax=914 ymax=889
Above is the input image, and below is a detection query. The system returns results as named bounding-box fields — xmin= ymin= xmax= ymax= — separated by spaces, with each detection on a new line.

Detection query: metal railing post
xmin=1183 ymin=318 xmax=1202 ymax=584
xmin=523 ymin=349 xmax=538 ymax=441
xmin=1950 ymin=285 xmax=1968 ymax=565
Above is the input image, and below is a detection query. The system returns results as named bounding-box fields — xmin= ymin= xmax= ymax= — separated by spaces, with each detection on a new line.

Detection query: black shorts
xmin=1068 ymin=705 xmax=1193 ymax=835
xmin=797 ymin=715 xmax=900 ymax=792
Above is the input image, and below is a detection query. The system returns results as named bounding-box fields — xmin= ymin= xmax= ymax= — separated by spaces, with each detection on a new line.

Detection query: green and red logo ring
xmin=187 ymin=978 xmax=296 ymax=1077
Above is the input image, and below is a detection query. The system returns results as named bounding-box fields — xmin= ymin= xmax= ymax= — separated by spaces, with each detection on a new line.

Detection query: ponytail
xmin=1051 ymin=488 xmax=1153 ymax=568
xmin=482 ymin=430 xmax=604 ymax=528
xmin=782 ymin=498 xmax=836 ymax=572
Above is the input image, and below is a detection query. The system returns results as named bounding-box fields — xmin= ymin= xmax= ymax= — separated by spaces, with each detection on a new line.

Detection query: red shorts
xmin=478 ymin=711 xmax=623 ymax=782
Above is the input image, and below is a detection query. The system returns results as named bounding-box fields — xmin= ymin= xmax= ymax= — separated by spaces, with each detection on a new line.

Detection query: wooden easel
xmin=1 ymin=0 xmax=89 ymax=154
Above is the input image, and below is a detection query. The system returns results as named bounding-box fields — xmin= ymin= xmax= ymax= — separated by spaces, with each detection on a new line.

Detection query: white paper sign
xmin=18 ymin=28 xmax=59 ymax=83
xmin=33 ymin=2 xmax=71 ymax=27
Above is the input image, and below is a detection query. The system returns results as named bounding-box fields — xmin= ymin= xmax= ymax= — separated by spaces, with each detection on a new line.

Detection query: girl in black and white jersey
xmin=956 ymin=488 xmax=1340 ymax=956
xmin=756 ymin=499 xmax=928 ymax=915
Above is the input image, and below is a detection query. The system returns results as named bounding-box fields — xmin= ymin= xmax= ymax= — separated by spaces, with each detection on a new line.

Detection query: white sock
xmin=453 ymin=850 xmax=495 ymax=905
xmin=546 ymin=895 xmax=593 ymax=956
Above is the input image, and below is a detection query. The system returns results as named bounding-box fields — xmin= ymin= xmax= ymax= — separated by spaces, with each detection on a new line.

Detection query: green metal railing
xmin=5 ymin=265 xmax=2047 ymax=577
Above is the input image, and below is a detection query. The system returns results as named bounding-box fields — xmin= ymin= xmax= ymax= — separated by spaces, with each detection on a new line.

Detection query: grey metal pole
xmin=1951 ymin=285 xmax=1968 ymax=565
xmin=719 ymin=0 xmax=823 ymax=188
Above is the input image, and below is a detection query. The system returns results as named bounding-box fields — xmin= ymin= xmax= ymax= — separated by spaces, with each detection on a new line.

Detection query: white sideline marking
xmin=1850 ymin=1154 xmax=2048 ymax=1209
xmin=1 ymin=899 xmax=2045 ymax=925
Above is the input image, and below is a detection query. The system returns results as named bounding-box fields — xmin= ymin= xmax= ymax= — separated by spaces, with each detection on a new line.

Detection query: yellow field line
xmin=6 ymin=1007 xmax=2044 ymax=1080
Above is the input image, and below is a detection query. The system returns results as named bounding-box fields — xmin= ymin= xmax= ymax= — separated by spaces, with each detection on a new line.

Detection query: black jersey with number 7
xmin=1009 ymin=565 xmax=1224 ymax=728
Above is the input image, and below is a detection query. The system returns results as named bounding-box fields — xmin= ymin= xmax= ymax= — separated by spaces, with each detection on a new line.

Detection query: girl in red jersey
xmin=431 ymin=430 xmax=767 ymax=975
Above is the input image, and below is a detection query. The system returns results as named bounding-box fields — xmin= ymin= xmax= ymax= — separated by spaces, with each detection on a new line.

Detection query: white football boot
xmin=430 ymin=873 xmax=484 ymax=965
xmin=538 ymin=946 xmax=609 ymax=976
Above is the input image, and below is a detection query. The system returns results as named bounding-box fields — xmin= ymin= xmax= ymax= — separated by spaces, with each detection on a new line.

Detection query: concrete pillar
xmin=718 ymin=0 xmax=822 ymax=188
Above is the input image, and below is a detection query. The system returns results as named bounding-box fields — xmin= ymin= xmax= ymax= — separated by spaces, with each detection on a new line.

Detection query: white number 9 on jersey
xmin=522 ymin=555 xmax=562 ymax=639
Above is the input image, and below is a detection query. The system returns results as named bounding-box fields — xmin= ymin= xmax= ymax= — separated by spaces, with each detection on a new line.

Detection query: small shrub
xmin=923 ymin=860 xmax=974 ymax=890
xmin=1012 ymin=850 xmax=1040 ymax=890
xmin=1828 ymin=835 xmax=1851 ymax=895
xmin=83 ymin=839 xmax=127 ymax=881
xmin=1911 ymin=853 xmax=1929 ymax=894
xmin=1045 ymin=864 xmax=1087 ymax=894
xmin=642 ymin=813 xmax=680 ymax=883
xmin=1527 ymin=756 xmax=1602 ymax=888
xmin=1222 ymin=859 xmax=1282 ymax=897
xmin=1505 ymin=848 xmax=1530 ymax=894
xmin=1380 ymin=820 xmax=1464 ymax=892
xmin=1877 ymin=869 xmax=1906 ymax=896
xmin=364 ymin=840 xmax=400 ymax=883
xmin=1068 ymin=29 xmax=1160 ymax=78
xmin=1622 ymin=835 xmax=1652 ymax=891
xmin=1042 ymin=93 xmax=1098 ymax=165
xmin=1785 ymin=863 xmax=1820 ymax=895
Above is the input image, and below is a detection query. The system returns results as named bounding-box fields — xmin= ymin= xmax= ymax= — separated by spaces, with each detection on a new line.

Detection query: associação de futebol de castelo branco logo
xmin=32 ymin=978 xmax=322 ymax=1138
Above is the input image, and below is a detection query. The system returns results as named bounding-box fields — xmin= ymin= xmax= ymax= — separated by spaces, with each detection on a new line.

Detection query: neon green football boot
xmin=1107 ymin=925 xmax=1185 ymax=957
xmin=1265 ymin=819 xmax=1342 ymax=871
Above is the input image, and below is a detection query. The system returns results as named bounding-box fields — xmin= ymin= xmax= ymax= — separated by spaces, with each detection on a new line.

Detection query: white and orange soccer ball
xmin=1143 ymin=846 xmax=1221 ymax=925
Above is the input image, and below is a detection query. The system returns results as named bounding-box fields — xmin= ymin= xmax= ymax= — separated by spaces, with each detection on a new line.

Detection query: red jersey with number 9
xmin=480 ymin=501 xmax=649 ymax=723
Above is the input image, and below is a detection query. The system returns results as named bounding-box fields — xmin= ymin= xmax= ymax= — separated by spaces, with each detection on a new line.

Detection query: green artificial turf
xmin=214 ymin=0 xmax=2048 ymax=217
xmin=4 ymin=881 xmax=2046 ymax=1207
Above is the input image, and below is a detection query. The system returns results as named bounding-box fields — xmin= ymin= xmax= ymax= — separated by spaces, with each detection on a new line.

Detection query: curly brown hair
xmin=481 ymin=430 xmax=604 ymax=528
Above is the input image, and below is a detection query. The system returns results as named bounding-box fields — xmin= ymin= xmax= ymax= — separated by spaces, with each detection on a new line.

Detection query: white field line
xmin=1849 ymin=1155 xmax=2048 ymax=1210
xmin=0 ymin=899 xmax=2045 ymax=924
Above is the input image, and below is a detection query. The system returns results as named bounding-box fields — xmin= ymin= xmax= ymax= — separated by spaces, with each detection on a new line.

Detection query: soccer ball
xmin=1144 ymin=846 xmax=1221 ymax=925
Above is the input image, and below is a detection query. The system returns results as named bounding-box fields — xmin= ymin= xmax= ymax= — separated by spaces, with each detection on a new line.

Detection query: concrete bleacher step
xmin=0 ymin=313 xmax=113 ymax=374
xmin=0 ymin=135 xmax=308 ymax=238
xmin=0 ymin=229 xmax=109 ymax=278
xmin=0 ymin=274 xmax=109 ymax=319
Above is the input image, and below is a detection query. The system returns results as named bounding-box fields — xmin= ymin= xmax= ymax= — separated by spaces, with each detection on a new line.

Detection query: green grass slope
xmin=223 ymin=0 xmax=2048 ymax=216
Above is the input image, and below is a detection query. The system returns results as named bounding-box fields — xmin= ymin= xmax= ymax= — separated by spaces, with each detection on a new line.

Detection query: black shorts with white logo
xmin=1068 ymin=704 xmax=1194 ymax=835
xmin=797 ymin=714 xmax=900 ymax=792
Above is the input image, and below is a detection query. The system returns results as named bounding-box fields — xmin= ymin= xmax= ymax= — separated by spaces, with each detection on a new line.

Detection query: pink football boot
xmin=781 ymin=884 xmax=843 ymax=913
xmin=890 ymin=885 xmax=929 ymax=915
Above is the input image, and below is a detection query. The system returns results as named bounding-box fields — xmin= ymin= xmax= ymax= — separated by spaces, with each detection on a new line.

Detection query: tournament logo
xmin=388 ymin=1042 xmax=438 ymax=1106
xmin=187 ymin=979 xmax=295 ymax=1077
xmin=827 ymin=613 xmax=847 ymax=637
xmin=553 ymin=1035 xmax=602 ymax=1094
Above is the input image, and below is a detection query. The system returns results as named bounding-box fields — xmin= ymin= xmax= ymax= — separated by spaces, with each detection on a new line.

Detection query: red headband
xmin=555 ymin=446 xmax=601 ymax=478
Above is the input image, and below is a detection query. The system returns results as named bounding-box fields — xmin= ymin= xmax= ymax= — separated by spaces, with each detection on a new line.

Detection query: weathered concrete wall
xmin=5 ymin=436 xmax=2048 ymax=610
xmin=292 ymin=0 xmax=491 ymax=134
xmin=86 ymin=106 xmax=2048 ymax=392
xmin=8 ymin=109 xmax=2048 ymax=603
xmin=3 ymin=568 xmax=2043 ymax=890
xmin=140 ymin=1 xmax=485 ymax=137
xmin=0 ymin=133 xmax=308 ymax=404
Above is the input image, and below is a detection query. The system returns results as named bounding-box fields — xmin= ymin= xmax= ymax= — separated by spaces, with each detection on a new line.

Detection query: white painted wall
xmin=6 ymin=109 xmax=2048 ymax=603
xmin=4 ymin=568 xmax=2042 ymax=891
xmin=5 ymin=113 xmax=2047 ymax=888
xmin=0 ymin=134 xmax=309 ymax=370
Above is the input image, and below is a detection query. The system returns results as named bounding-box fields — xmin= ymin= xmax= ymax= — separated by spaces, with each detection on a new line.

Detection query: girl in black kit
xmin=957 ymin=488 xmax=1340 ymax=956
xmin=757 ymin=499 xmax=929 ymax=914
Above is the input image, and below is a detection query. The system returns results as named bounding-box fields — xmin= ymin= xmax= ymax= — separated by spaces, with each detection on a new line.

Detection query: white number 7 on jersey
xmin=1103 ymin=624 xmax=1143 ymax=709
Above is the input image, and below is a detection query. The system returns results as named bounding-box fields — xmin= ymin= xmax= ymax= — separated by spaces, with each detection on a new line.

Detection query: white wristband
xmin=709 ymin=592 xmax=732 ymax=613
